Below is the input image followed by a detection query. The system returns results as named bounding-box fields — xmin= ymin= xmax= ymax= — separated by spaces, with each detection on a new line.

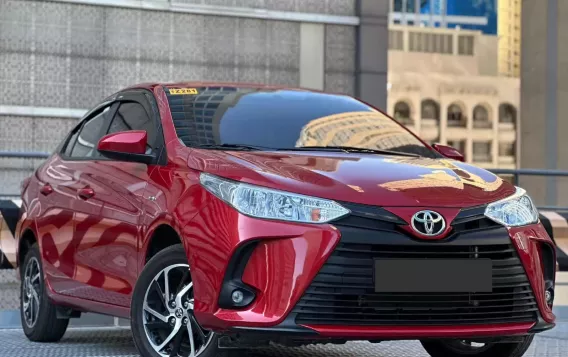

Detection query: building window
xmin=389 ymin=30 xmax=404 ymax=50
xmin=409 ymin=32 xmax=453 ymax=55
xmin=394 ymin=101 xmax=413 ymax=125
xmin=473 ymin=105 xmax=492 ymax=128
xmin=473 ymin=142 xmax=492 ymax=162
xmin=458 ymin=35 xmax=475 ymax=56
xmin=499 ymin=103 xmax=517 ymax=127
xmin=421 ymin=99 xmax=440 ymax=121
xmin=447 ymin=103 xmax=467 ymax=127
xmin=499 ymin=142 xmax=516 ymax=157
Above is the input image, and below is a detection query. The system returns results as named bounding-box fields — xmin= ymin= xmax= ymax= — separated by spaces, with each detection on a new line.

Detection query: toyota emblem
xmin=411 ymin=210 xmax=446 ymax=236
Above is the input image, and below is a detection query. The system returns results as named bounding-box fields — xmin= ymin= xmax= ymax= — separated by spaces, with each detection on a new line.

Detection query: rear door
xmin=37 ymin=104 xmax=117 ymax=295
xmin=71 ymin=91 xmax=165 ymax=306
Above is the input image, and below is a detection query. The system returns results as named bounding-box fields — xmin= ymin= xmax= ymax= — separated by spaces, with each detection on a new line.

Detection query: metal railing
xmin=490 ymin=168 xmax=568 ymax=211
xmin=0 ymin=151 xmax=50 ymax=198
xmin=1 ymin=151 xmax=568 ymax=210
xmin=0 ymin=151 xmax=50 ymax=159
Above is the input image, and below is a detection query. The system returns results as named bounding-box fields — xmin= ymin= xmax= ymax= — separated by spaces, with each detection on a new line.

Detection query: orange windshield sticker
xmin=168 ymin=88 xmax=199 ymax=95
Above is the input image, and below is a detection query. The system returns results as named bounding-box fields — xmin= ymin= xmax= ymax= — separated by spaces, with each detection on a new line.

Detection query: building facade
xmin=498 ymin=0 xmax=521 ymax=77
xmin=519 ymin=0 xmax=568 ymax=207
xmin=386 ymin=24 xmax=519 ymax=170
xmin=391 ymin=0 xmax=497 ymax=34
xmin=0 ymin=0 xmax=389 ymax=195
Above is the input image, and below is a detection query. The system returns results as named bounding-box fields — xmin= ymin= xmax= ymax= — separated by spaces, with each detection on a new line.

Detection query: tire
xmin=421 ymin=335 xmax=535 ymax=357
xmin=20 ymin=243 xmax=69 ymax=342
xmin=131 ymin=244 xmax=225 ymax=357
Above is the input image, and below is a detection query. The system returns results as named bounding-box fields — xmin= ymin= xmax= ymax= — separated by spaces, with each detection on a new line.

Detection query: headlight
xmin=484 ymin=187 xmax=539 ymax=227
xmin=199 ymin=173 xmax=350 ymax=223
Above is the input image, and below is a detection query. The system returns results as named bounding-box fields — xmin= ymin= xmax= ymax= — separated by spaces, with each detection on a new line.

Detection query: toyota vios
xmin=16 ymin=83 xmax=555 ymax=357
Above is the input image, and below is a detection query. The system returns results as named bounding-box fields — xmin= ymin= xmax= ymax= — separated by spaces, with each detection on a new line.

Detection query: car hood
xmin=188 ymin=150 xmax=515 ymax=208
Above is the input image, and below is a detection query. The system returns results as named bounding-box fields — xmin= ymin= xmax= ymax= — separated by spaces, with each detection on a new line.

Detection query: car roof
xmin=122 ymin=81 xmax=329 ymax=94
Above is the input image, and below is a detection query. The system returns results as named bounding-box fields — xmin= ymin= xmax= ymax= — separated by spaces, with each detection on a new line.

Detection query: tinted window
xmin=63 ymin=129 xmax=80 ymax=157
xmin=108 ymin=102 xmax=155 ymax=154
xmin=165 ymin=87 xmax=435 ymax=157
xmin=70 ymin=107 xmax=109 ymax=158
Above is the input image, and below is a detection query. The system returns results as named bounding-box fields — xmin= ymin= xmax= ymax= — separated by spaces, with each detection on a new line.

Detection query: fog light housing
xmin=545 ymin=290 xmax=552 ymax=303
xmin=218 ymin=241 xmax=258 ymax=309
xmin=231 ymin=290 xmax=244 ymax=304
xmin=545 ymin=280 xmax=555 ymax=307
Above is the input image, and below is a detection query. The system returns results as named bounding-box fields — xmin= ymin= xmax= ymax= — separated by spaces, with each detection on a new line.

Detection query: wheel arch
xmin=143 ymin=223 xmax=184 ymax=266
xmin=18 ymin=228 xmax=37 ymax=271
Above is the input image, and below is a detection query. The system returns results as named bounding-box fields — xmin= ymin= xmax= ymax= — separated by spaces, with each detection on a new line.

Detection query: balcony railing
xmin=498 ymin=156 xmax=515 ymax=164
xmin=396 ymin=118 xmax=415 ymax=126
xmin=473 ymin=120 xmax=493 ymax=129
xmin=498 ymin=122 xmax=515 ymax=130
xmin=447 ymin=119 xmax=467 ymax=127
xmin=421 ymin=118 xmax=439 ymax=127
xmin=473 ymin=154 xmax=492 ymax=163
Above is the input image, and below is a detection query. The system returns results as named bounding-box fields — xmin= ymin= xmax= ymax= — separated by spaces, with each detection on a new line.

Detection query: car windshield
xmin=165 ymin=86 xmax=438 ymax=158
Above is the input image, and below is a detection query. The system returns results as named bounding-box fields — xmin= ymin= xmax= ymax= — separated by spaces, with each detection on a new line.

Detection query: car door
xmin=70 ymin=91 xmax=165 ymax=306
xmin=36 ymin=104 xmax=116 ymax=295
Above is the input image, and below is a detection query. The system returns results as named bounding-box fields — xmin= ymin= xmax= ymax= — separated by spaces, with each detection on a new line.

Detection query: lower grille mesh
xmin=293 ymin=240 xmax=538 ymax=326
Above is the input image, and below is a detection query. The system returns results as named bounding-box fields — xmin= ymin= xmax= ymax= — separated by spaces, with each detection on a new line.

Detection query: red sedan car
xmin=16 ymin=83 xmax=555 ymax=357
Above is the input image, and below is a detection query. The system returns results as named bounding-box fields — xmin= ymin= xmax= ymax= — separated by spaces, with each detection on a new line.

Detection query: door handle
xmin=40 ymin=183 xmax=53 ymax=196
xmin=78 ymin=187 xmax=95 ymax=200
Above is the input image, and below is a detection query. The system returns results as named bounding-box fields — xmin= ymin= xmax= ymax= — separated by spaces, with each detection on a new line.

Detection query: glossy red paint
xmin=181 ymin=195 xmax=341 ymax=330
xmin=432 ymin=143 xmax=465 ymax=162
xmin=300 ymin=323 xmax=536 ymax=339
xmin=508 ymin=223 xmax=556 ymax=323
xmin=186 ymin=149 xmax=515 ymax=208
xmin=97 ymin=130 xmax=148 ymax=155
xmin=15 ymin=82 xmax=555 ymax=343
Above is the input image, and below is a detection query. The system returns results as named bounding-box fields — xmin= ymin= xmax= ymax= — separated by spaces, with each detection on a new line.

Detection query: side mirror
xmin=97 ymin=130 xmax=155 ymax=164
xmin=432 ymin=143 xmax=465 ymax=162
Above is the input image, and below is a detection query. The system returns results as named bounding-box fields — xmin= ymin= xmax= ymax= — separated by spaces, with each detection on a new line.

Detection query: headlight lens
xmin=484 ymin=187 xmax=539 ymax=227
xmin=199 ymin=173 xmax=350 ymax=223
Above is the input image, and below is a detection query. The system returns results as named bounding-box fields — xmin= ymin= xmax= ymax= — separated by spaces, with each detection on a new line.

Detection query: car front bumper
xmin=186 ymin=198 xmax=556 ymax=340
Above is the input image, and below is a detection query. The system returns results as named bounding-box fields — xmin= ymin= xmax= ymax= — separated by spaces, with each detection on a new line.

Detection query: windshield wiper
xmin=194 ymin=143 xmax=272 ymax=151
xmin=286 ymin=146 xmax=420 ymax=157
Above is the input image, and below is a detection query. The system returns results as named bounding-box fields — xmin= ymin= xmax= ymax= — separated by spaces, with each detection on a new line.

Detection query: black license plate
xmin=374 ymin=259 xmax=493 ymax=293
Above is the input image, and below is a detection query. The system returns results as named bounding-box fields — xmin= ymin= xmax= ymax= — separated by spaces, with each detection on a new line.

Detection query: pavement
xmin=0 ymin=273 xmax=567 ymax=356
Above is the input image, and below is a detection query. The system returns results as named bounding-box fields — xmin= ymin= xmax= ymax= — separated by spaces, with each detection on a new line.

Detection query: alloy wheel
xmin=22 ymin=257 xmax=41 ymax=328
xmin=142 ymin=263 xmax=214 ymax=357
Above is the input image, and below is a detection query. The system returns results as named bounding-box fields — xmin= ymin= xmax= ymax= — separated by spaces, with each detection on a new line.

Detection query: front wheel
xmin=130 ymin=244 xmax=220 ymax=357
xmin=421 ymin=335 xmax=534 ymax=357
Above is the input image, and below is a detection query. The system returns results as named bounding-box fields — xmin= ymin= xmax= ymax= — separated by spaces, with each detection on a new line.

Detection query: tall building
xmin=519 ymin=0 xmax=567 ymax=207
xmin=497 ymin=0 xmax=522 ymax=77
xmin=387 ymin=24 xmax=519 ymax=170
xmin=391 ymin=0 xmax=497 ymax=35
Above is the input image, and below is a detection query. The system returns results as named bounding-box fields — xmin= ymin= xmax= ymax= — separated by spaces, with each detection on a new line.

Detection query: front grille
xmin=293 ymin=204 xmax=538 ymax=326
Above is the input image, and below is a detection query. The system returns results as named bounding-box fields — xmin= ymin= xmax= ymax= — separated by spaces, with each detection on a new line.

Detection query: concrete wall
xmin=519 ymin=0 xmax=568 ymax=207
xmin=387 ymin=25 xmax=498 ymax=77
xmin=0 ymin=0 xmax=388 ymax=195
xmin=477 ymin=34 xmax=499 ymax=76
xmin=0 ymin=115 xmax=76 ymax=194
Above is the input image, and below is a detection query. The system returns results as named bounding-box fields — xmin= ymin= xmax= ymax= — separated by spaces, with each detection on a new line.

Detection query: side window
xmin=108 ymin=102 xmax=156 ymax=154
xmin=69 ymin=107 xmax=109 ymax=159
xmin=63 ymin=129 xmax=80 ymax=157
